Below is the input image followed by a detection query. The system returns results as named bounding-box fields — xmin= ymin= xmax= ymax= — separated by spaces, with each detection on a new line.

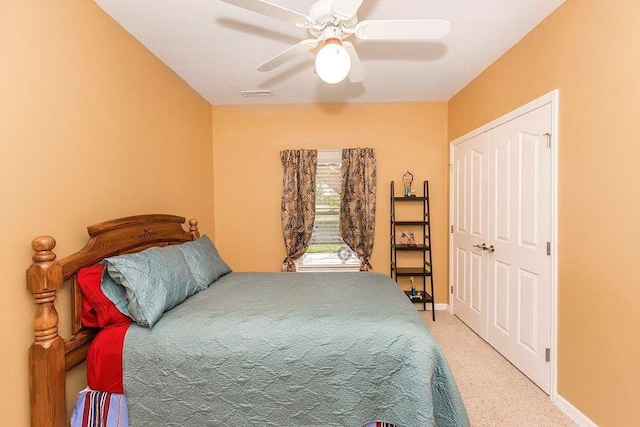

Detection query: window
xmin=298 ymin=150 xmax=359 ymax=270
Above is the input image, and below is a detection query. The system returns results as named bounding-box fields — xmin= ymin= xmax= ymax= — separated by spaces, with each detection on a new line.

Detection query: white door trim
xmin=448 ymin=89 xmax=560 ymax=400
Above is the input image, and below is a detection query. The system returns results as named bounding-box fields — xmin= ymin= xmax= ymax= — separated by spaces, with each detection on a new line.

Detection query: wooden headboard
xmin=26 ymin=214 xmax=199 ymax=427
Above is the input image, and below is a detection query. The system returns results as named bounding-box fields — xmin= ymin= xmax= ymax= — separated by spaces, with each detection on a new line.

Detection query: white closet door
xmin=487 ymin=104 xmax=552 ymax=393
xmin=451 ymin=101 xmax=553 ymax=393
xmin=452 ymin=133 xmax=489 ymax=339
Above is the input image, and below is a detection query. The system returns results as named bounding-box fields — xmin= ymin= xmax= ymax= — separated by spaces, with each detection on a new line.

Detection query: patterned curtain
xmin=280 ymin=149 xmax=318 ymax=272
xmin=340 ymin=148 xmax=377 ymax=271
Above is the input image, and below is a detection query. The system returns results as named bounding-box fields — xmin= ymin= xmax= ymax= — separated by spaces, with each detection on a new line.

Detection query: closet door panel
xmin=452 ymin=133 xmax=489 ymax=339
xmin=487 ymin=104 xmax=552 ymax=393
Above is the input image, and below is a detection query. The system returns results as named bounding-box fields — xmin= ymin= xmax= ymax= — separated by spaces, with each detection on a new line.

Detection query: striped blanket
xmin=71 ymin=389 xmax=128 ymax=427
xmin=70 ymin=388 xmax=400 ymax=426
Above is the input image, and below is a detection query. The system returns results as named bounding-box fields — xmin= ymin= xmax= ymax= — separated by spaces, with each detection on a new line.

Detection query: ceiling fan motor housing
xmin=308 ymin=0 xmax=358 ymax=38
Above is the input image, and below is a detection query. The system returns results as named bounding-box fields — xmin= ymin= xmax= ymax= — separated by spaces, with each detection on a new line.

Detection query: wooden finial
xmin=31 ymin=236 xmax=56 ymax=263
xmin=189 ymin=218 xmax=200 ymax=238
xmin=27 ymin=235 xmax=63 ymax=341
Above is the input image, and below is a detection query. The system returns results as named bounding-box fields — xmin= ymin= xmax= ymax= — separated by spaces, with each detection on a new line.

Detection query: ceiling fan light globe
xmin=315 ymin=42 xmax=351 ymax=84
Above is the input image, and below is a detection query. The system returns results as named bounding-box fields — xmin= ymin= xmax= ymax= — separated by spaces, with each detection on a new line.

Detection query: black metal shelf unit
xmin=390 ymin=181 xmax=435 ymax=320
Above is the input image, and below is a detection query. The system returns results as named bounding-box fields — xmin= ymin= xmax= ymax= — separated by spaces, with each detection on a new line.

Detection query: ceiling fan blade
xmin=220 ymin=0 xmax=310 ymax=26
xmin=343 ymin=41 xmax=364 ymax=83
xmin=355 ymin=19 xmax=451 ymax=40
xmin=331 ymin=0 xmax=365 ymax=20
xmin=257 ymin=39 xmax=319 ymax=72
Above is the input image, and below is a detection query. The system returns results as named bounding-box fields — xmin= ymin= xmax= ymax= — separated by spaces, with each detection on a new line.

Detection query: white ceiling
xmin=94 ymin=0 xmax=565 ymax=105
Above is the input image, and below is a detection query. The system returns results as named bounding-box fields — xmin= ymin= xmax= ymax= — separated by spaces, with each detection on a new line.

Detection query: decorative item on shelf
xmin=407 ymin=230 xmax=417 ymax=247
xmin=399 ymin=231 xmax=409 ymax=245
xmin=403 ymin=171 xmax=414 ymax=197
xmin=409 ymin=276 xmax=421 ymax=299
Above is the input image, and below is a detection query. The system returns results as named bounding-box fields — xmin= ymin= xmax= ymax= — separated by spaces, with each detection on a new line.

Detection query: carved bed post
xmin=26 ymin=236 xmax=66 ymax=427
xmin=189 ymin=218 xmax=200 ymax=238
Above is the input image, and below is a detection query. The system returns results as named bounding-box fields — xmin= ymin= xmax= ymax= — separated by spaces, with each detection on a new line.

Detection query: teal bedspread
xmin=123 ymin=272 xmax=469 ymax=426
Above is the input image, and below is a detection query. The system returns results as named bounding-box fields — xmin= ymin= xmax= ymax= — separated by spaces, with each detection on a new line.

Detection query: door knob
xmin=472 ymin=243 xmax=495 ymax=253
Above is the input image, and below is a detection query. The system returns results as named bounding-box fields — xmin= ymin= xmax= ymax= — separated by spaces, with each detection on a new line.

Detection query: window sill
xmin=295 ymin=259 xmax=360 ymax=273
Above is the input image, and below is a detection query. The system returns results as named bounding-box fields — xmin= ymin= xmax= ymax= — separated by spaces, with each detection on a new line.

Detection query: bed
xmin=26 ymin=214 xmax=469 ymax=426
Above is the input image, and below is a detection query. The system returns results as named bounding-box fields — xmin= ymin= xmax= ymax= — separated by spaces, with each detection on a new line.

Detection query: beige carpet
xmin=421 ymin=311 xmax=575 ymax=427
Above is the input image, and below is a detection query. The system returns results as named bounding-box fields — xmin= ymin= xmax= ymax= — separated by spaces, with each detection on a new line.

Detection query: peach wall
xmin=212 ymin=103 xmax=449 ymax=299
xmin=448 ymin=0 xmax=640 ymax=424
xmin=0 ymin=1 xmax=214 ymax=424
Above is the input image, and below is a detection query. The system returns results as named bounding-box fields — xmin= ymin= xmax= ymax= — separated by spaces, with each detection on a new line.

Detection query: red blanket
xmin=87 ymin=323 xmax=130 ymax=393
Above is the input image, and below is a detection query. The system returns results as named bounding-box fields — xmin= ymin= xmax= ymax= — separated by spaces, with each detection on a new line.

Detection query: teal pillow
xmin=100 ymin=267 xmax=131 ymax=319
xmin=101 ymin=245 xmax=201 ymax=327
xmin=177 ymin=235 xmax=231 ymax=288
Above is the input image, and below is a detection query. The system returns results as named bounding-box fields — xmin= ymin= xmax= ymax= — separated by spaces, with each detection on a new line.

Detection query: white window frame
xmin=297 ymin=149 xmax=360 ymax=272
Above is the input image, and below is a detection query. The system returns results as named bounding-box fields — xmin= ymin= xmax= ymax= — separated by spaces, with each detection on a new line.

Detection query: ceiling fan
xmin=220 ymin=0 xmax=451 ymax=84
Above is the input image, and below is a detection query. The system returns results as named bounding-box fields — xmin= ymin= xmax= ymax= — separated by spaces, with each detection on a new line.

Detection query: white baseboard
xmin=413 ymin=303 xmax=449 ymax=311
xmin=553 ymin=393 xmax=597 ymax=426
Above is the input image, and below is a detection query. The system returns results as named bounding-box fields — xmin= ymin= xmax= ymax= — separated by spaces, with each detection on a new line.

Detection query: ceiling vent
xmin=240 ymin=90 xmax=273 ymax=97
